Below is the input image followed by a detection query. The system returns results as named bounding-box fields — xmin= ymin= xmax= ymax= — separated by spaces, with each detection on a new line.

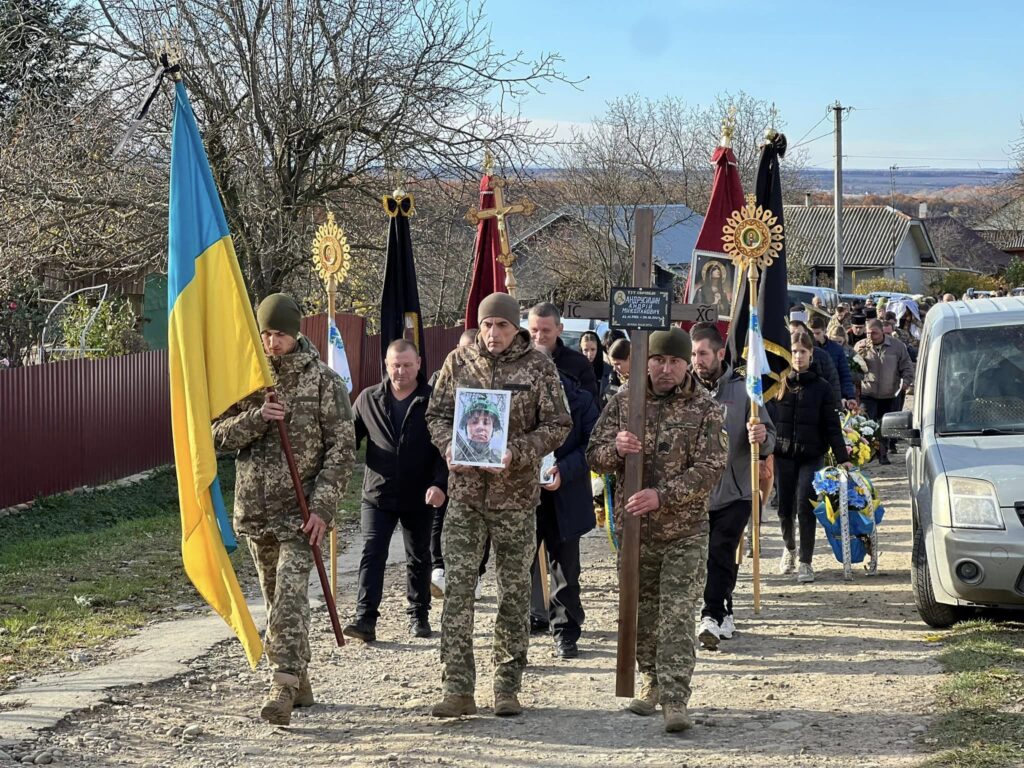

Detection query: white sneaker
xmin=430 ymin=568 xmax=446 ymax=599
xmin=797 ymin=563 xmax=815 ymax=583
xmin=474 ymin=579 xmax=483 ymax=600
xmin=698 ymin=616 xmax=721 ymax=650
xmin=719 ymin=614 xmax=736 ymax=639
xmin=778 ymin=549 xmax=796 ymax=575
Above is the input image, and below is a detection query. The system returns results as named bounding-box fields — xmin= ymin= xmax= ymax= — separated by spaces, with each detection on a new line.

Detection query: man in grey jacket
xmin=690 ymin=324 xmax=776 ymax=649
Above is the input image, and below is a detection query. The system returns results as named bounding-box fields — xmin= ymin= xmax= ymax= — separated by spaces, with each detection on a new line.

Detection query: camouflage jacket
xmin=426 ymin=330 xmax=572 ymax=511
xmin=212 ymin=336 xmax=355 ymax=542
xmin=587 ymin=372 xmax=728 ymax=542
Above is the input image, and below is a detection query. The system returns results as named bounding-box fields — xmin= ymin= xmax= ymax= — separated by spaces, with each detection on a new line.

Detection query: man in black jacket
xmin=527 ymin=303 xmax=599 ymax=399
xmin=529 ymin=372 xmax=598 ymax=658
xmin=345 ymin=339 xmax=447 ymax=641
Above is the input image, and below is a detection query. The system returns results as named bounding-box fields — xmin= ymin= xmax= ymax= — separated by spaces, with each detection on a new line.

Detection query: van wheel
xmin=912 ymin=524 xmax=961 ymax=628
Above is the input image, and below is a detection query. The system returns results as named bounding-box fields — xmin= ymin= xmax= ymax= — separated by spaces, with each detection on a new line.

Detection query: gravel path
xmin=3 ymin=454 xmax=940 ymax=768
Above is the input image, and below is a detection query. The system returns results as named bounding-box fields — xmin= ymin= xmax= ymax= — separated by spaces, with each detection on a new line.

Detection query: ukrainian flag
xmin=168 ymin=80 xmax=273 ymax=668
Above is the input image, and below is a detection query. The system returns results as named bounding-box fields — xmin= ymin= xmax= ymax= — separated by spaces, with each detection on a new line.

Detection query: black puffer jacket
xmin=768 ymin=370 xmax=849 ymax=462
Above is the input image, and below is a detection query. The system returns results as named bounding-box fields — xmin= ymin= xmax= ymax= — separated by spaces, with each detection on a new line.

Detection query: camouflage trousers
xmin=440 ymin=500 xmax=534 ymax=697
xmin=246 ymin=534 xmax=313 ymax=676
xmin=636 ymin=533 xmax=708 ymax=705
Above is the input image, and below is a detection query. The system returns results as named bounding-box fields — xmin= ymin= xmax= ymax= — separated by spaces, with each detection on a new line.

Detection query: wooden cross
xmin=564 ymin=211 xmax=715 ymax=698
xmin=465 ymin=174 xmax=536 ymax=298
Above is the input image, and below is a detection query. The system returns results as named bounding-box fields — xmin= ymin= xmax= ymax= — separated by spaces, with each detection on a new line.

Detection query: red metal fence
xmin=0 ymin=316 xmax=462 ymax=508
xmin=0 ymin=350 xmax=173 ymax=508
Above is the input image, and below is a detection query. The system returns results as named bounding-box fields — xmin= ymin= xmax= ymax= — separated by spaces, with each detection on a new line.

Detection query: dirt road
xmin=6 ymin=455 xmax=940 ymax=767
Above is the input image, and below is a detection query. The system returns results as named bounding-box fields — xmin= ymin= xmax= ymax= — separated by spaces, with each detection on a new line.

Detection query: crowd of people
xmin=213 ymin=288 xmax=923 ymax=734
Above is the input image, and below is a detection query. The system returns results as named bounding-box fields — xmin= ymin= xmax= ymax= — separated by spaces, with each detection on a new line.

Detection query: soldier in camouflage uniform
xmin=587 ymin=327 xmax=727 ymax=733
xmin=212 ymin=294 xmax=355 ymax=726
xmin=426 ymin=292 xmax=571 ymax=718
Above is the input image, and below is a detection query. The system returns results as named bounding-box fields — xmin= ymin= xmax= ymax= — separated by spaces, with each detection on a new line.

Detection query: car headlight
xmin=948 ymin=477 xmax=1003 ymax=530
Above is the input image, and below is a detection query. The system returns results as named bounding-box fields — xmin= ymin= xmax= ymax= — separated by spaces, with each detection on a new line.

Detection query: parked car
xmin=1011 ymin=287 xmax=1024 ymax=297
xmin=787 ymin=285 xmax=839 ymax=313
xmin=882 ymin=297 xmax=1024 ymax=627
xmin=841 ymin=293 xmax=867 ymax=305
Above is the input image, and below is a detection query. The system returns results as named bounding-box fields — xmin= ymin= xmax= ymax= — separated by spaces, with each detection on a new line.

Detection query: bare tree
xmin=90 ymin=0 xmax=577 ymax=301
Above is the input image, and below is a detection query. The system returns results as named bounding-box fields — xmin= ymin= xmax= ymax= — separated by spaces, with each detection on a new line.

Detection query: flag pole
xmin=748 ymin=267 xmax=762 ymax=615
xmin=327 ymin=276 xmax=339 ymax=603
xmin=268 ymin=390 xmax=345 ymax=647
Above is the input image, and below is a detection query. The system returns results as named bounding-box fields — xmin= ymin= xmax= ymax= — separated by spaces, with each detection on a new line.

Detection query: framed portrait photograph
xmin=451 ymin=388 xmax=511 ymax=468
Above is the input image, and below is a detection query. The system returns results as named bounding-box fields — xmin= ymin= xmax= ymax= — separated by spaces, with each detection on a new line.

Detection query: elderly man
xmin=855 ymin=319 xmax=914 ymax=465
xmin=588 ymin=327 xmax=727 ymax=733
xmin=426 ymin=293 xmax=571 ymax=718
xmin=212 ymin=293 xmax=355 ymax=726
xmin=345 ymin=339 xmax=447 ymax=643
xmin=847 ymin=313 xmax=867 ymax=347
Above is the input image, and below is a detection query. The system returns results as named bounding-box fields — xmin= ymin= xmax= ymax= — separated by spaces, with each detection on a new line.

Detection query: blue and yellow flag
xmin=167 ymin=80 xmax=273 ymax=668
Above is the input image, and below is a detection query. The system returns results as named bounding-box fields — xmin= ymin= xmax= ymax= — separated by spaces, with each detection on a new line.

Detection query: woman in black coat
xmin=769 ymin=330 xmax=851 ymax=584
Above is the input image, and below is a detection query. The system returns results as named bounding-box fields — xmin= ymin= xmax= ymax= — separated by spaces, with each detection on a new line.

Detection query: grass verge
xmin=925 ymin=619 xmax=1024 ymax=767
xmin=0 ymin=458 xmax=363 ymax=691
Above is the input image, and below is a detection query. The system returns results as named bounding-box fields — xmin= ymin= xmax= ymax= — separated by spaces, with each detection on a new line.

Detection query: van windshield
xmin=936 ymin=325 xmax=1024 ymax=434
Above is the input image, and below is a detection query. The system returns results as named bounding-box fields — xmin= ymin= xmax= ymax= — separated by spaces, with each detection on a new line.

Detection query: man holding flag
xmin=690 ymin=322 xmax=774 ymax=650
xmin=167 ymin=73 xmax=353 ymax=728
xmin=213 ymin=294 xmax=355 ymax=725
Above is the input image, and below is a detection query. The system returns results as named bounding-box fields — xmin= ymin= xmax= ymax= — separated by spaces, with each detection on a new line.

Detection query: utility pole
xmin=833 ymin=101 xmax=844 ymax=293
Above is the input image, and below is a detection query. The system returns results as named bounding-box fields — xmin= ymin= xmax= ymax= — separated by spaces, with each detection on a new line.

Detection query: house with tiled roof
xmin=783 ymin=204 xmax=939 ymax=293
xmin=510 ymin=204 xmax=704 ymax=302
xmin=923 ymin=214 xmax=1013 ymax=274
xmin=973 ymin=194 xmax=1024 ymax=258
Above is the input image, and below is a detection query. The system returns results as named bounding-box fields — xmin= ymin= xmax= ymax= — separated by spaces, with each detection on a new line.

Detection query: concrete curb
xmin=0 ymin=531 xmax=408 ymax=745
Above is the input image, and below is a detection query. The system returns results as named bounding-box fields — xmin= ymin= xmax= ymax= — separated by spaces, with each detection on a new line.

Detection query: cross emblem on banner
xmin=464 ymin=170 xmax=536 ymax=297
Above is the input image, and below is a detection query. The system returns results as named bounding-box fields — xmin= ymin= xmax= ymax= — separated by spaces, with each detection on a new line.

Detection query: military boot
xmin=493 ymin=692 xmax=523 ymax=717
xmin=294 ymin=670 xmax=314 ymax=708
xmin=663 ymin=702 xmax=693 ymax=732
xmin=627 ymin=674 xmax=659 ymax=716
xmin=430 ymin=694 xmax=477 ymax=718
xmin=260 ymin=671 xmax=299 ymax=725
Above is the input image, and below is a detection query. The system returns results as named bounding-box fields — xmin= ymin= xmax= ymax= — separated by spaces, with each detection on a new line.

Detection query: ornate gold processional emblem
xmin=722 ymin=194 xmax=785 ymax=271
xmin=312 ymin=211 xmax=351 ymax=284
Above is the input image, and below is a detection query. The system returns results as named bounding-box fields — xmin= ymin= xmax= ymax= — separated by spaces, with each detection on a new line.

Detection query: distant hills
xmin=800 ymin=168 xmax=1013 ymax=195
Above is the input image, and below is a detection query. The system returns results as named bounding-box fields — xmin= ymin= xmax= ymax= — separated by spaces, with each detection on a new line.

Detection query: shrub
xmin=855 ymin=277 xmax=910 ymax=294
xmin=929 ymin=271 xmax=1000 ymax=298
xmin=1005 ymin=256 xmax=1024 ymax=289
xmin=58 ymin=297 xmax=148 ymax=359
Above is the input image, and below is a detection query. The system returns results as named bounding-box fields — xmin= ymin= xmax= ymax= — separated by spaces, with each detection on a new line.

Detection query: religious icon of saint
xmin=693 ymin=260 xmax=733 ymax=318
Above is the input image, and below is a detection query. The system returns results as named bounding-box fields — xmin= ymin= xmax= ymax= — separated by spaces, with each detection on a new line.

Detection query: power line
xmin=791 ymin=109 xmax=831 ymax=148
xmin=791 ymin=130 xmax=834 ymax=149
xmin=843 ymin=154 xmax=1010 ymax=164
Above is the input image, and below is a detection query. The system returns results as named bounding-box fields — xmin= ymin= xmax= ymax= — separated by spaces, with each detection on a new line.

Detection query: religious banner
xmin=686 ymin=117 xmax=746 ymax=321
xmin=463 ymin=164 xmax=506 ymax=328
xmin=726 ymin=132 xmax=793 ymax=400
xmin=380 ymin=188 xmax=425 ymax=369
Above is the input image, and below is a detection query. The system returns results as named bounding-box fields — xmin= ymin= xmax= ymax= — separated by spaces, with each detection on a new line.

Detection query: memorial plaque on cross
xmin=564 ymin=210 xmax=715 ymax=698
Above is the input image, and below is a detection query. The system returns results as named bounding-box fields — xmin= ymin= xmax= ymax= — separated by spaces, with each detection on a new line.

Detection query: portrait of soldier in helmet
xmin=451 ymin=389 xmax=510 ymax=468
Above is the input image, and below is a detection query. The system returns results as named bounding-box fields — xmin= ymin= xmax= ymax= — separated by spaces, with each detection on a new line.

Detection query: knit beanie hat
xmin=648 ymin=327 xmax=692 ymax=360
xmin=257 ymin=293 xmax=302 ymax=338
xmin=477 ymin=292 xmax=521 ymax=326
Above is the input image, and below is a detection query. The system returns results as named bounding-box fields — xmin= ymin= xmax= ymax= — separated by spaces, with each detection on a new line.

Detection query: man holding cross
xmin=587 ymin=327 xmax=727 ymax=732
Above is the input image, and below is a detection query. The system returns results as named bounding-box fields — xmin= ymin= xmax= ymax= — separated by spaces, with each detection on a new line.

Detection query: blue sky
xmin=484 ymin=0 xmax=1023 ymax=170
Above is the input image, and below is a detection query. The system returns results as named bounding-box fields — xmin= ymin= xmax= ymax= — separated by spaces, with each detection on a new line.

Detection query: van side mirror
xmin=881 ymin=410 xmax=920 ymax=446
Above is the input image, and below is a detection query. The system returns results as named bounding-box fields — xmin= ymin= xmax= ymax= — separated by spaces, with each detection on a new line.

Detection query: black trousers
xmin=775 ymin=455 xmax=824 ymax=565
xmin=862 ymin=395 xmax=898 ymax=455
xmin=530 ymin=496 xmax=585 ymax=642
xmin=430 ymin=503 xmax=490 ymax=576
xmin=701 ymin=499 xmax=752 ymax=623
xmin=356 ymin=501 xmax=432 ymax=623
